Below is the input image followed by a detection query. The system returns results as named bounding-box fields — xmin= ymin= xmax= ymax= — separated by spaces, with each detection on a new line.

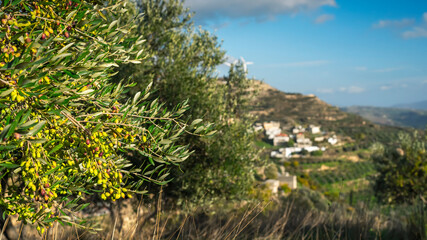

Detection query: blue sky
xmin=184 ymin=0 xmax=427 ymax=107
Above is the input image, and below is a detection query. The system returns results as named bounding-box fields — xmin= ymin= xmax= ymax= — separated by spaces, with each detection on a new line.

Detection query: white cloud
xmin=372 ymin=18 xmax=414 ymax=29
xmin=211 ymin=21 xmax=231 ymax=30
xmin=373 ymin=67 xmax=403 ymax=73
xmin=316 ymin=85 xmax=365 ymax=94
xmin=380 ymin=85 xmax=392 ymax=90
xmin=373 ymin=13 xmax=427 ymax=39
xmin=280 ymin=60 xmax=329 ymax=67
xmin=315 ymin=14 xmax=335 ymax=24
xmin=355 ymin=66 xmax=367 ymax=71
xmin=316 ymin=88 xmax=334 ymax=94
xmin=355 ymin=66 xmax=403 ymax=73
xmin=339 ymin=86 xmax=365 ymax=94
xmin=185 ymin=0 xmax=337 ymax=21
xmin=398 ymin=13 xmax=427 ymax=39
xmin=402 ymin=27 xmax=427 ymax=39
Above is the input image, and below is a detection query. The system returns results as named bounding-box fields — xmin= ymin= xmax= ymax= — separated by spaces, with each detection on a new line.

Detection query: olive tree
xmin=0 ymin=0 xmax=209 ymax=233
xmin=372 ymin=132 xmax=427 ymax=204
xmin=117 ymin=0 xmax=261 ymax=206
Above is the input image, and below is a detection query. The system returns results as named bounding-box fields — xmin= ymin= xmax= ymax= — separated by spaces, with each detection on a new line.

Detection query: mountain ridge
xmin=393 ymin=100 xmax=427 ymax=110
xmin=342 ymin=105 xmax=427 ymax=129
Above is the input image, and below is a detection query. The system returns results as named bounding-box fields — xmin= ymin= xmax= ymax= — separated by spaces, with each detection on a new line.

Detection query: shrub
xmin=310 ymin=150 xmax=323 ymax=157
xmin=292 ymin=161 xmax=299 ymax=168
xmin=285 ymin=188 xmax=329 ymax=212
xmin=297 ymin=177 xmax=310 ymax=187
xmin=287 ymin=139 xmax=294 ymax=147
xmin=324 ymin=191 xmax=340 ymax=202
xmin=264 ymin=164 xmax=278 ymax=179
xmin=280 ymin=183 xmax=291 ymax=193
xmin=300 ymin=149 xmax=309 ymax=155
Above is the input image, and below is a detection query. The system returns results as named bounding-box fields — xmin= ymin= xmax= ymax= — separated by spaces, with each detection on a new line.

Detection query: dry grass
xmin=1 ymin=194 xmax=425 ymax=240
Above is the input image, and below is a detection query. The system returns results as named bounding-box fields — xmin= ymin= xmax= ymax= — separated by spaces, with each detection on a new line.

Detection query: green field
xmin=286 ymin=158 xmax=377 ymax=204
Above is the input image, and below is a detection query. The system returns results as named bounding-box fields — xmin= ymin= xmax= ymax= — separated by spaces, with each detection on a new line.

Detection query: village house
xmin=296 ymin=138 xmax=312 ymax=148
xmin=283 ymin=147 xmax=302 ymax=158
xmin=291 ymin=125 xmax=305 ymax=134
xmin=264 ymin=121 xmax=282 ymax=140
xmin=274 ymin=145 xmax=325 ymax=158
xmin=314 ymin=136 xmax=325 ymax=142
xmin=303 ymin=146 xmax=320 ymax=152
xmin=307 ymin=125 xmax=321 ymax=134
xmin=267 ymin=128 xmax=281 ymax=140
xmin=295 ymin=132 xmax=305 ymax=140
xmin=263 ymin=167 xmax=298 ymax=193
xmin=273 ymin=133 xmax=289 ymax=146
xmin=328 ymin=135 xmax=338 ymax=145
xmin=278 ymin=175 xmax=297 ymax=189
xmin=270 ymin=150 xmax=285 ymax=159
xmin=263 ymin=180 xmax=280 ymax=194
xmin=263 ymin=121 xmax=280 ymax=131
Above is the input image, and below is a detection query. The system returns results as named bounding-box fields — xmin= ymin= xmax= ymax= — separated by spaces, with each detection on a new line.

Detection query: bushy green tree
xmin=117 ymin=0 xmax=261 ymax=206
xmin=372 ymin=132 xmax=427 ymax=204
xmin=0 ymin=0 xmax=209 ymax=232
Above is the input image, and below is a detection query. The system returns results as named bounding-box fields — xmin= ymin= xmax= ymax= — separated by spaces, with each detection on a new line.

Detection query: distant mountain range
xmin=342 ymin=106 xmax=427 ymax=129
xmin=393 ymin=100 xmax=427 ymax=110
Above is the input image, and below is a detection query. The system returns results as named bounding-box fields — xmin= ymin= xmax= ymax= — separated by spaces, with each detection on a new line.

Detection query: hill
xmin=251 ymin=81 xmax=410 ymax=146
xmin=393 ymin=100 xmax=427 ymax=110
xmin=342 ymin=106 xmax=427 ymax=129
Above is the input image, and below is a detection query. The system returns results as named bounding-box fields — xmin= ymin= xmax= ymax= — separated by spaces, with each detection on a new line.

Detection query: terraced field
xmin=286 ymin=158 xmax=377 ymax=204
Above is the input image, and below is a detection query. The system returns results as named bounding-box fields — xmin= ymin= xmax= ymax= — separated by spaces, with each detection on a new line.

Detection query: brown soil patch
xmin=304 ymin=164 xmax=336 ymax=173
xmin=339 ymin=155 xmax=360 ymax=162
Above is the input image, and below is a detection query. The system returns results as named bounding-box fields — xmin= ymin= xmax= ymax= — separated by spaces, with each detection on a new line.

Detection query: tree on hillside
xmin=0 ymin=0 xmax=209 ymax=233
xmin=117 ymin=0 xmax=261 ymax=206
xmin=372 ymin=132 xmax=427 ymax=204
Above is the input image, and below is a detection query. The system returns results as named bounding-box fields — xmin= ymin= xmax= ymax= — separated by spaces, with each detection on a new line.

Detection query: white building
xmin=273 ymin=134 xmax=290 ymax=146
xmin=296 ymin=138 xmax=312 ymax=148
xmin=308 ymin=125 xmax=321 ymax=134
xmin=270 ymin=150 xmax=285 ymax=159
xmin=283 ymin=147 xmax=302 ymax=158
xmin=263 ymin=121 xmax=280 ymax=131
xmin=303 ymin=146 xmax=320 ymax=152
xmin=328 ymin=136 xmax=338 ymax=145
xmin=263 ymin=180 xmax=280 ymax=194
xmin=266 ymin=128 xmax=281 ymax=139
xmin=278 ymin=175 xmax=297 ymax=189
xmin=314 ymin=136 xmax=324 ymax=142
xmin=292 ymin=125 xmax=305 ymax=134
xmin=281 ymin=146 xmax=324 ymax=158
xmin=295 ymin=133 xmax=305 ymax=140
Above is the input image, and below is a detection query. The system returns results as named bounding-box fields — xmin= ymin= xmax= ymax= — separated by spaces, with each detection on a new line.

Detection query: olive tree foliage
xmin=372 ymin=132 xmax=427 ymax=204
xmin=117 ymin=0 xmax=261 ymax=205
xmin=0 ymin=0 xmax=209 ymax=232
xmin=171 ymin=62 xmax=260 ymax=206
